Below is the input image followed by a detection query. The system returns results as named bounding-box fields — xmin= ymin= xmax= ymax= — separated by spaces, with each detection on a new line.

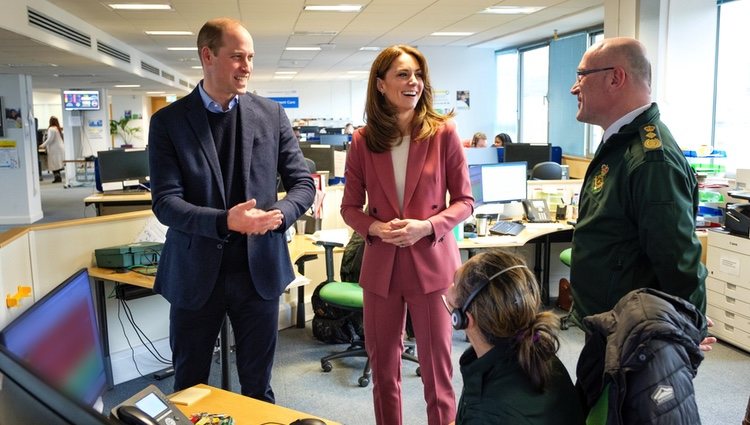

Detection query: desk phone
xmin=111 ymin=384 xmax=191 ymax=425
xmin=522 ymin=199 xmax=554 ymax=223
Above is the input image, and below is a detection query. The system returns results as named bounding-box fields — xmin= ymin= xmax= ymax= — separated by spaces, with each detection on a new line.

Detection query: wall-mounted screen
xmin=469 ymin=161 xmax=528 ymax=205
xmin=63 ymin=90 xmax=101 ymax=111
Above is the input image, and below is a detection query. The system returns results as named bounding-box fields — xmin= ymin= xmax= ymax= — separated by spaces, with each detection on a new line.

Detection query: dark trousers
xmin=169 ymin=270 xmax=279 ymax=402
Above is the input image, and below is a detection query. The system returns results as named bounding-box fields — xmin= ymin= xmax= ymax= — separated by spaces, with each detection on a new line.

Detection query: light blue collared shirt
xmin=198 ymin=81 xmax=239 ymax=113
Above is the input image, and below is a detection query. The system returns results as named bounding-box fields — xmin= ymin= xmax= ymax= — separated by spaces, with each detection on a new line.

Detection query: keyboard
xmin=489 ymin=221 xmax=526 ymax=236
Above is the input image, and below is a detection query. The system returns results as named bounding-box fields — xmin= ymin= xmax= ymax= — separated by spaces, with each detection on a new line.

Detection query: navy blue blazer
xmin=148 ymin=87 xmax=315 ymax=309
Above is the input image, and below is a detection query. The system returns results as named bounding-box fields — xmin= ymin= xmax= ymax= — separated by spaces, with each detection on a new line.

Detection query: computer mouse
xmin=290 ymin=419 xmax=327 ymax=425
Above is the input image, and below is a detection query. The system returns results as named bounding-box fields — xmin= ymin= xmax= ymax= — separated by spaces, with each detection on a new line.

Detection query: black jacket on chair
xmin=576 ymin=288 xmax=706 ymax=425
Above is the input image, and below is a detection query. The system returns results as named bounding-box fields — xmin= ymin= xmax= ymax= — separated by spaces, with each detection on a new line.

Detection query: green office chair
xmin=314 ymin=240 xmax=419 ymax=387
xmin=558 ymin=247 xmax=574 ymax=330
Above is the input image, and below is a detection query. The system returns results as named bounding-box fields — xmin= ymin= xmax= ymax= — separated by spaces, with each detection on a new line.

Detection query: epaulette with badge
xmin=639 ymin=123 xmax=664 ymax=161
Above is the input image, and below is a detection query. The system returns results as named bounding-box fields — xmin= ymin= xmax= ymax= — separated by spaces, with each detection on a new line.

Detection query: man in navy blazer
xmin=148 ymin=17 xmax=315 ymax=401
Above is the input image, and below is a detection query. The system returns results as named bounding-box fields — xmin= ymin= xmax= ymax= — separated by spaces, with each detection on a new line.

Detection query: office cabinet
xmin=706 ymin=230 xmax=750 ymax=352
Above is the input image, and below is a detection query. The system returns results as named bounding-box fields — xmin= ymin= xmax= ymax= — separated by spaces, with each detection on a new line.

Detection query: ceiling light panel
xmin=304 ymin=5 xmax=362 ymax=12
xmin=108 ymin=3 xmax=173 ymax=10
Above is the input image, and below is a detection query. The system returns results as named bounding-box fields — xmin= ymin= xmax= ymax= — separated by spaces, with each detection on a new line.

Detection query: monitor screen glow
xmin=470 ymin=161 xmax=527 ymax=205
xmin=0 ymin=269 xmax=107 ymax=406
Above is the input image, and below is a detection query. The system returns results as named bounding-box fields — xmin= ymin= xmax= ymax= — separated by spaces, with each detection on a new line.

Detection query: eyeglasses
xmin=576 ymin=67 xmax=614 ymax=81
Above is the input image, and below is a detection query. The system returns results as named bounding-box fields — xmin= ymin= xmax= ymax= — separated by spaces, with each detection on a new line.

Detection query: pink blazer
xmin=341 ymin=121 xmax=474 ymax=297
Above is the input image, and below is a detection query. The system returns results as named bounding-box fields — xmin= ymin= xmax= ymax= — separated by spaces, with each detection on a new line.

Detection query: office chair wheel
xmin=321 ymin=360 xmax=333 ymax=372
xmin=405 ymin=347 xmax=415 ymax=356
xmin=416 ymin=367 xmax=421 ymax=377
xmin=358 ymin=376 xmax=370 ymax=387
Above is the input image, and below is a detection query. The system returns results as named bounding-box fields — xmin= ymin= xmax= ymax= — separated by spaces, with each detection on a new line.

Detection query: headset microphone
xmin=451 ymin=265 xmax=527 ymax=330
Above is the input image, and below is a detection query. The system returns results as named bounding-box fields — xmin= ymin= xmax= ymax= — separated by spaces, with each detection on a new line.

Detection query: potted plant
xmin=109 ymin=116 xmax=141 ymax=147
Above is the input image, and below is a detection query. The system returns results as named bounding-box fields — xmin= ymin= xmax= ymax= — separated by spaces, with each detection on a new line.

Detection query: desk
xmin=175 ymin=384 xmax=340 ymax=424
xmin=457 ymin=222 xmax=573 ymax=305
xmin=89 ymin=234 xmax=330 ymax=389
xmin=63 ymin=158 xmax=95 ymax=183
xmin=84 ymin=192 xmax=152 ymax=216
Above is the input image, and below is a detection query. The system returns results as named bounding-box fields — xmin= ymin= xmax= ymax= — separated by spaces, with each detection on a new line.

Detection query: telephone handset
xmin=111 ymin=384 xmax=191 ymax=425
xmin=522 ymin=199 xmax=554 ymax=223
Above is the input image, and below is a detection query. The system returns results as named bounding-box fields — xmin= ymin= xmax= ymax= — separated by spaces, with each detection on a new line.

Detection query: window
xmin=714 ymin=0 xmax=750 ymax=176
xmin=496 ymin=52 xmax=519 ymax=140
xmin=584 ymin=32 xmax=605 ymax=155
xmin=519 ymin=45 xmax=549 ymax=144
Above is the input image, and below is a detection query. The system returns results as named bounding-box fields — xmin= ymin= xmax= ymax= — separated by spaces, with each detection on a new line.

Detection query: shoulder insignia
xmin=640 ymin=123 xmax=663 ymax=151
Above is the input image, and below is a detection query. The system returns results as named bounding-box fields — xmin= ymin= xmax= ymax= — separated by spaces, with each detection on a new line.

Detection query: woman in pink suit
xmin=341 ymin=45 xmax=474 ymax=425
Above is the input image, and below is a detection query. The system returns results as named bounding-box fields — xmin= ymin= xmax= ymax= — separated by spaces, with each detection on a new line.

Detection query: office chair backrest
xmin=531 ymin=161 xmax=563 ymax=180
xmin=304 ymin=157 xmax=316 ymax=174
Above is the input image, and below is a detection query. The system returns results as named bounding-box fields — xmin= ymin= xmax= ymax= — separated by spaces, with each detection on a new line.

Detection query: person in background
xmin=293 ymin=126 xmax=302 ymax=141
xmin=568 ymin=37 xmax=710 ymax=336
xmin=470 ymin=132 xmax=487 ymax=148
xmin=445 ymin=250 xmax=584 ymax=425
xmin=40 ymin=116 xmax=65 ymax=183
xmin=493 ymin=133 xmax=512 ymax=147
xmin=344 ymin=122 xmax=355 ymax=135
xmin=148 ymin=17 xmax=315 ymax=402
xmin=341 ymin=44 xmax=474 ymax=425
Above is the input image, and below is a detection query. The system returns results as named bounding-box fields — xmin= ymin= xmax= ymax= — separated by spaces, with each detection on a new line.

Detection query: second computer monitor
xmin=97 ymin=148 xmax=149 ymax=184
xmin=503 ymin=143 xmax=551 ymax=173
xmin=469 ymin=161 xmax=528 ymax=205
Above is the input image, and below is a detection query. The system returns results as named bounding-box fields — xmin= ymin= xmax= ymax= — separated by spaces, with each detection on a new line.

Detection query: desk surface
xmin=457 ymin=221 xmax=573 ymax=249
xmin=174 ymin=384 xmax=340 ymax=424
xmin=89 ymin=234 xmax=329 ymax=290
xmin=84 ymin=192 xmax=152 ymax=204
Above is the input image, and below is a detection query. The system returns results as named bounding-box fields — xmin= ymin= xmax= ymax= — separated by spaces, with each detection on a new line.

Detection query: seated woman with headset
xmin=444 ymin=250 xmax=584 ymax=425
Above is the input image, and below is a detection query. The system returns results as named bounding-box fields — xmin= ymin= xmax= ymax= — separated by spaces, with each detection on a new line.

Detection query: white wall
xmin=249 ymin=80 xmax=368 ymax=126
xmin=416 ymin=46 xmax=497 ymax=141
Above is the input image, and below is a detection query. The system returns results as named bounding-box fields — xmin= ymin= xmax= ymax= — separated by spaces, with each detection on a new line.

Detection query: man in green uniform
xmin=569 ymin=37 xmax=707 ymax=328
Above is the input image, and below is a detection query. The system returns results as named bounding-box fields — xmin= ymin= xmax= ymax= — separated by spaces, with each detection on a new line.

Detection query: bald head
xmin=590 ymin=37 xmax=652 ymax=90
xmin=571 ymin=37 xmax=653 ymax=129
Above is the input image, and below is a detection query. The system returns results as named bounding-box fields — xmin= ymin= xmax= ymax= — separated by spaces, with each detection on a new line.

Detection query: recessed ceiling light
xmin=359 ymin=46 xmax=380 ymax=51
xmin=145 ymin=30 xmax=193 ymax=35
xmin=108 ymin=3 xmax=173 ymax=10
xmin=274 ymin=75 xmax=295 ymax=80
xmin=481 ymin=6 xmax=545 ymax=14
xmin=304 ymin=5 xmax=362 ymax=12
xmin=431 ymin=32 xmax=474 ymax=37
xmin=147 ymin=91 xmax=166 ymax=94
xmin=167 ymin=47 xmax=198 ymax=51
xmin=190 ymin=66 xmax=202 ymax=69
xmin=275 ymin=71 xmax=298 ymax=75
xmin=285 ymin=47 xmax=322 ymax=51
xmin=114 ymin=84 xmax=141 ymax=88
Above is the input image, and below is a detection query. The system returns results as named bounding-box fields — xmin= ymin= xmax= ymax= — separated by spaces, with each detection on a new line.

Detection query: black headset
xmin=450 ymin=264 xmax=528 ymax=330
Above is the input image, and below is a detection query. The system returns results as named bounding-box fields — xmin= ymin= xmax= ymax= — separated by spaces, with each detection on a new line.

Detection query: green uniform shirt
xmin=571 ymin=103 xmax=707 ymax=327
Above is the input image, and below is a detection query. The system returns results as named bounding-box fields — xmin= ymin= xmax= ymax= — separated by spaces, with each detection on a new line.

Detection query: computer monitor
xmin=301 ymin=145 xmax=336 ymax=174
xmin=0 ymin=268 xmax=107 ymax=407
xmin=0 ymin=345 xmax=112 ymax=425
xmin=319 ymin=134 xmax=349 ymax=149
xmin=469 ymin=161 xmax=528 ymax=205
xmin=503 ymin=143 xmax=551 ymax=173
xmin=464 ymin=147 xmax=501 ymax=166
xmin=97 ymin=148 xmax=149 ymax=186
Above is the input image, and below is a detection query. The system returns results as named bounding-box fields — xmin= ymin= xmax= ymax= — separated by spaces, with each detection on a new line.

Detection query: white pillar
xmin=0 ymin=74 xmax=43 ymax=225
